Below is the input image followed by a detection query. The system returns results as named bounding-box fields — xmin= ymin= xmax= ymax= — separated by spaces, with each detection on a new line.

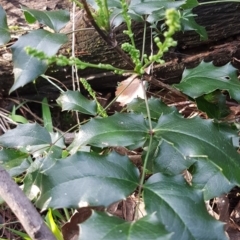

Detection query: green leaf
xmin=0 ymin=123 xmax=51 ymax=148
xmin=190 ymin=160 xmax=235 ymax=200
xmin=35 ymin=151 xmax=139 ymax=210
xmin=144 ymin=173 xmax=227 ymax=240
xmin=22 ymin=6 xmax=70 ymax=32
xmin=130 ymin=1 xmax=186 ymax=15
xmin=45 ymin=209 xmax=63 ymax=240
xmin=152 ymin=140 xmax=194 ymax=175
xmin=9 ymin=108 xmax=28 ymax=124
xmin=180 ymin=9 xmax=207 ymax=40
xmin=0 ymin=148 xmax=29 ymax=176
xmin=10 ymin=29 xmax=68 ymax=93
xmin=79 ymin=211 xmax=173 ymax=240
xmin=146 ymin=9 xmax=165 ymax=24
xmin=153 ymin=112 xmax=240 ymax=186
xmin=69 ymin=113 xmax=149 ymax=153
xmin=0 ymin=5 xmax=10 ymax=45
xmin=196 ymin=91 xmax=230 ymax=119
xmin=127 ymin=97 xmax=177 ymax=119
xmin=181 ymin=0 xmax=198 ymax=9
xmin=5 ymin=228 xmax=31 ymax=240
xmin=42 ymin=98 xmax=53 ymax=132
xmin=142 ymin=138 xmax=161 ymax=171
xmin=174 ymin=61 xmax=240 ymax=101
xmin=56 ymin=90 xmax=97 ymax=115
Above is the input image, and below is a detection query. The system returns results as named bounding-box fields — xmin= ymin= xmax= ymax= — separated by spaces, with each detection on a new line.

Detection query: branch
xmin=79 ymin=0 xmax=135 ymax=68
xmin=0 ymin=166 xmax=56 ymax=240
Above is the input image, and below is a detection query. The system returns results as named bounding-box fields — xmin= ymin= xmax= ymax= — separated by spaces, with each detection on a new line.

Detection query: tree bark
xmin=0 ymin=1 xmax=240 ymax=97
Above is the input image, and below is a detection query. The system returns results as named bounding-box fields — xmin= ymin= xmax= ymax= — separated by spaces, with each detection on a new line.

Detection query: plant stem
xmin=79 ymin=0 xmax=135 ymax=68
xmin=141 ymin=20 xmax=147 ymax=64
xmin=135 ymin=79 xmax=153 ymax=219
xmin=103 ymin=0 xmax=110 ymax=30
xmin=63 ymin=208 xmax=70 ymax=221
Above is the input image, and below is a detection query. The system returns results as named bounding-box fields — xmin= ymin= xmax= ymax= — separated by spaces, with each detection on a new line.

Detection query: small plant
xmin=0 ymin=0 xmax=240 ymax=239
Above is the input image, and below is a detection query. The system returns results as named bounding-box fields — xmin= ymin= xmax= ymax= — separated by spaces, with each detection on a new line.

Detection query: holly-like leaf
xmin=196 ymin=91 xmax=230 ymax=119
xmin=181 ymin=0 xmax=198 ymax=9
xmin=0 ymin=123 xmax=51 ymax=148
xmin=0 ymin=148 xmax=29 ymax=176
xmin=35 ymin=151 xmax=139 ymax=210
xmin=180 ymin=9 xmax=207 ymax=40
xmin=56 ymin=90 xmax=97 ymax=115
xmin=10 ymin=29 xmax=68 ymax=93
xmin=153 ymin=112 xmax=240 ymax=187
xmin=127 ymin=97 xmax=177 ymax=119
xmin=0 ymin=5 xmax=10 ymax=45
xmin=69 ymin=113 xmax=149 ymax=153
xmin=153 ymin=140 xmax=194 ymax=175
xmin=174 ymin=61 xmax=240 ymax=101
xmin=144 ymin=173 xmax=227 ymax=240
xmin=190 ymin=160 xmax=235 ymax=200
xmin=79 ymin=211 xmax=173 ymax=240
xmin=22 ymin=6 xmax=70 ymax=32
xmin=130 ymin=1 xmax=186 ymax=15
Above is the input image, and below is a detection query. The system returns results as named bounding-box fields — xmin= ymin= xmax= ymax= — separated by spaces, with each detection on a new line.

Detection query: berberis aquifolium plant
xmin=1 ymin=0 xmax=240 ymax=239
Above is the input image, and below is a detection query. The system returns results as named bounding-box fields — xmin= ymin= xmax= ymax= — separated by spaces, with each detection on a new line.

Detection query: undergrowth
xmin=0 ymin=0 xmax=240 ymax=239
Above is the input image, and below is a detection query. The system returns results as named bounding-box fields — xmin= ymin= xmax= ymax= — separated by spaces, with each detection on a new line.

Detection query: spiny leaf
xmin=196 ymin=91 xmax=230 ymax=119
xmin=181 ymin=0 xmax=199 ymax=9
xmin=153 ymin=112 xmax=240 ymax=188
xmin=152 ymin=140 xmax=194 ymax=175
xmin=190 ymin=160 xmax=235 ymax=200
xmin=22 ymin=6 xmax=70 ymax=32
xmin=130 ymin=1 xmax=186 ymax=15
xmin=0 ymin=148 xmax=29 ymax=176
xmin=174 ymin=61 xmax=240 ymax=101
xmin=79 ymin=211 xmax=173 ymax=240
xmin=10 ymin=29 xmax=68 ymax=93
xmin=0 ymin=5 xmax=10 ymax=45
xmin=69 ymin=113 xmax=149 ymax=153
xmin=180 ymin=9 xmax=207 ymax=40
xmin=127 ymin=97 xmax=177 ymax=119
xmin=0 ymin=123 xmax=51 ymax=148
xmin=56 ymin=90 xmax=97 ymax=115
xmin=144 ymin=173 xmax=227 ymax=240
xmin=35 ymin=151 xmax=139 ymax=210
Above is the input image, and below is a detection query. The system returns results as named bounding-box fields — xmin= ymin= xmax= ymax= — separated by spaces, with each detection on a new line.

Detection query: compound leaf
xmin=153 ymin=112 xmax=240 ymax=189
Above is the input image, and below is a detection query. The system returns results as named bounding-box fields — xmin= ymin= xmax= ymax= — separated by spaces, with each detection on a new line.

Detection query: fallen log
xmin=0 ymin=1 xmax=240 ymax=99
